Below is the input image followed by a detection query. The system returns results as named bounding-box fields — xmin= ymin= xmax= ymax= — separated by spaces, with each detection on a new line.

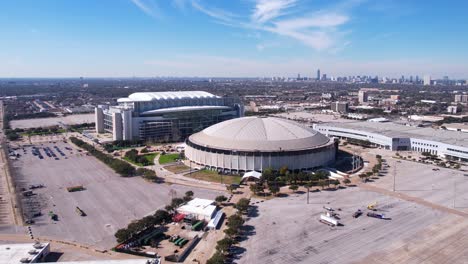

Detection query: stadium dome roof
xmin=188 ymin=116 xmax=331 ymax=152
xmin=117 ymin=91 xmax=217 ymax=102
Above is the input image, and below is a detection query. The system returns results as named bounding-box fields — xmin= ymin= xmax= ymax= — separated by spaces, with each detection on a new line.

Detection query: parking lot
xmin=368 ymin=157 xmax=468 ymax=211
xmin=238 ymin=186 xmax=468 ymax=264
xmin=9 ymin=114 xmax=94 ymax=129
xmin=10 ymin=141 xmax=224 ymax=249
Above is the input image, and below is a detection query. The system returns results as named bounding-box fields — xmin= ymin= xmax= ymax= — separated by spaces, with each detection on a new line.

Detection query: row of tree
xmin=248 ymin=167 xmax=345 ymax=196
xmin=207 ymin=199 xmax=249 ymax=264
xmin=70 ymin=137 xmax=136 ymax=176
xmin=135 ymin=168 xmax=160 ymax=182
xmin=114 ymin=190 xmax=194 ymax=244
xmin=114 ymin=209 xmax=171 ymax=243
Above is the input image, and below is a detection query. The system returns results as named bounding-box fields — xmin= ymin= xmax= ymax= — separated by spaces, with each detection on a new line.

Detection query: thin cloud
xmin=190 ymin=1 xmax=237 ymax=23
xmin=251 ymin=0 xmax=297 ymax=24
xmin=129 ymin=0 xmax=160 ymax=18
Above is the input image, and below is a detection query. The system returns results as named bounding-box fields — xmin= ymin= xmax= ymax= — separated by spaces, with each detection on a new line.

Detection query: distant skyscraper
xmin=322 ymin=74 xmax=327 ymax=81
xmin=424 ymin=75 xmax=432 ymax=86
xmin=410 ymin=76 xmax=413 ymax=83
xmin=317 ymin=69 xmax=321 ymax=81
xmin=415 ymin=75 xmax=420 ymax=83
xmin=297 ymin=73 xmax=301 ymax=80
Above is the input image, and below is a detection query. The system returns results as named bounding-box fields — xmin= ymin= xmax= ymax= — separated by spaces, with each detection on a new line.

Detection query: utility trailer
xmin=319 ymin=212 xmax=339 ymax=226
xmin=367 ymin=212 xmax=385 ymax=219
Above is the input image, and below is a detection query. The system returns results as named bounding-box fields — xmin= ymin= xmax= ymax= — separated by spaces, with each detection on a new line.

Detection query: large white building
xmin=314 ymin=121 xmax=468 ymax=162
xmin=185 ymin=117 xmax=337 ymax=173
xmin=0 ymin=242 xmax=50 ymax=263
xmin=95 ymin=91 xmax=243 ymax=141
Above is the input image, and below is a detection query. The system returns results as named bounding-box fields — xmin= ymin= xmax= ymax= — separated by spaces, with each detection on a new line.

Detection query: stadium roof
xmin=140 ymin=105 xmax=230 ymax=115
xmin=117 ymin=91 xmax=217 ymax=102
xmin=189 ymin=116 xmax=331 ymax=152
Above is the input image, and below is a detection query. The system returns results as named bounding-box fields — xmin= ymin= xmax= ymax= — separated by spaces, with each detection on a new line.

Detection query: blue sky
xmin=0 ymin=0 xmax=467 ymax=78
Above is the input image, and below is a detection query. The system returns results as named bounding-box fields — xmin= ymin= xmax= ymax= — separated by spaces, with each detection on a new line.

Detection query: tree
xmin=318 ymin=180 xmax=327 ymax=190
xmin=249 ymin=183 xmax=263 ymax=195
xmin=153 ymin=209 xmax=171 ymax=224
xmin=343 ymin=178 xmax=351 ymax=185
xmin=216 ymin=237 xmax=234 ymax=253
xmin=224 ymin=227 xmax=238 ymax=238
xmin=261 ymin=168 xmax=275 ymax=182
xmin=115 ymin=228 xmax=131 ymax=243
xmin=184 ymin=190 xmax=194 ymax=201
xmin=279 ymin=166 xmax=288 ymax=176
xmin=171 ymin=197 xmax=185 ymax=208
xmin=207 ymin=251 xmax=225 ymax=264
xmin=125 ymin=149 xmax=139 ymax=162
xmin=227 ymin=214 xmax=244 ymax=231
xmin=289 ymin=184 xmax=299 ymax=193
xmin=185 ymin=190 xmax=194 ymax=198
xmin=269 ymin=185 xmax=280 ymax=196
xmin=235 ymin=198 xmax=250 ymax=214
xmin=215 ymin=195 xmax=228 ymax=204
xmin=332 ymin=179 xmax=340 ymax=189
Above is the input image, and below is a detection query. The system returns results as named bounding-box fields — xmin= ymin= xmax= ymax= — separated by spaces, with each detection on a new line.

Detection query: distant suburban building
xmin=424 ymin=75 xmax=432 ymax=86
xmin=95 ymin=91 xmax=243 ymax=141
xmin=358 ymin=90 xmax=368 ymax=104
xmin=314 ymin=121 xmax=468 ymax=162
xmin=454 ymin=94 xmax=468 ymax=103
xmin=447 ymin=105 xmax=459 ymax=114
xmin=331 ymin=102 xmax=349 ymax=113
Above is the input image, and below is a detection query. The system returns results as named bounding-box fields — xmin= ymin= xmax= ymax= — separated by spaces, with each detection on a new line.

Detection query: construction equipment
xmin=367 ymin=202 xmax=377 ymax=211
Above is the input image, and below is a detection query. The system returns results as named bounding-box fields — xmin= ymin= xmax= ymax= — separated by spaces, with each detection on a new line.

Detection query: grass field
xmin=164 ymin=164 xmax=190 ymax=173
xmin=185 ymin=169 xmax=241 ymax=185
xmin=124 ymin=153 xmax=158 ymax=167
xmin=158 ymin=153 xmax=180 ymax=164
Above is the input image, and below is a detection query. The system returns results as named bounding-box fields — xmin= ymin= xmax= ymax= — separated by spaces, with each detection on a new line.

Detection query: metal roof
xmin=319 ymin=121 xmax=468 ymax=148
xmin=140 ymin=105 xmax=230 ymax=115
xmin=189 ymin=116 xmax=331 ymax=152
xmin=117 ymin=91 xmax=217 ymax=102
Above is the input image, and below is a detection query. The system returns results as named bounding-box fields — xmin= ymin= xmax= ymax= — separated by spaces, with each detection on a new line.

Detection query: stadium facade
xmin=185 ymin=117 xmax=337 ymax=173
xmin=314 ymin=122 xmax=468 ymax=162
xmin=95 ymin=91 xmax=243 ymax=141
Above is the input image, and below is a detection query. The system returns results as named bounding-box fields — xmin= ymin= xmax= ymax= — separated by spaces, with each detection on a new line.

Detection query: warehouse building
xmin=314 ymin=121 xmax=468 ymax=162
xmin=185 ymin=116 xmax=337 ymax=173
xmin=95 ymin=91 xmax=243 ymax=141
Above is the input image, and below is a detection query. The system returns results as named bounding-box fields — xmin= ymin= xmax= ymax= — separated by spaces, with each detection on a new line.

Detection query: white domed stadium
xmin=185 ymin=116 xmax=336 ymax=173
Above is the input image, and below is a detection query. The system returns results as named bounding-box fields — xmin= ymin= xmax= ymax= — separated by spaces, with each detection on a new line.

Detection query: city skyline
xmin=1 ymin=0 xmax=467 ymax=78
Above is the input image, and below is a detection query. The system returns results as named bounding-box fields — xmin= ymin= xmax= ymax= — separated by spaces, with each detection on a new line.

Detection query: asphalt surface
xmin=10 ymin=141 xmax=224 ymax=249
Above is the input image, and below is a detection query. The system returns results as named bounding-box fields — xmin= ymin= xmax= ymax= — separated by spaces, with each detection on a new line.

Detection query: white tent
xmin=241 ymin=171 xmax=262 ymax=181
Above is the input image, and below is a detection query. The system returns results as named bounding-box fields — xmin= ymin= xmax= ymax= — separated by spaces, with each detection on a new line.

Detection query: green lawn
xmin=164 ymin=164 xmax=190 ymax=173
xmin=158 ymin=153 xmax=180 ymax=165
xmin=185 ymin=169 xmax=241 ymax=185
xmin=124 ymin=153 xmax=158 ymax=167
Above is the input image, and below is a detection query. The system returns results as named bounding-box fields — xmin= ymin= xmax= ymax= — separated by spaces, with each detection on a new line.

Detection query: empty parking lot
xmin=10 ymin=141 xmax=224 ymax=249
xmin=239 ymin=186 xmax=468 ymax=264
